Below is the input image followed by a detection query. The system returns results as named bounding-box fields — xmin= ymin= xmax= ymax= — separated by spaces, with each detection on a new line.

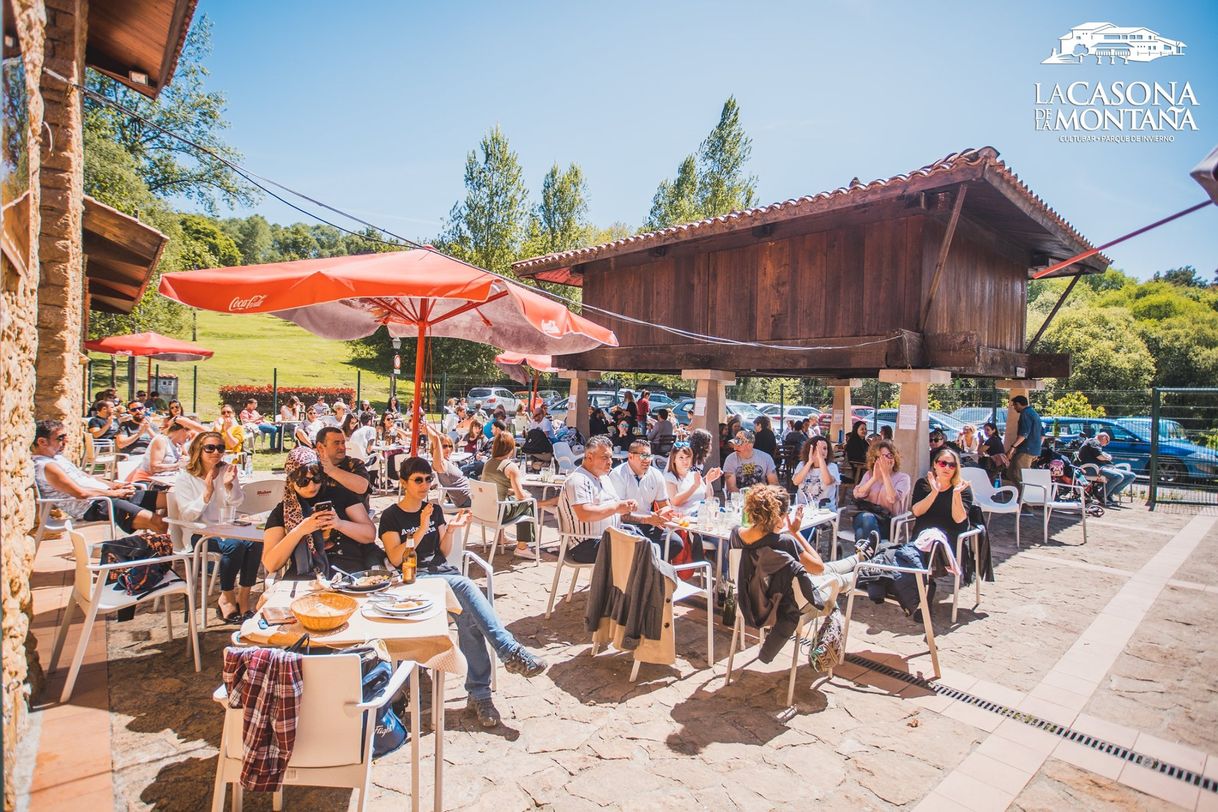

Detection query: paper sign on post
xmin=832 ymin=410 xmax=844 ymax=426
xmin=693 ymin=397 xmax=707 ymax=417
xmin=897 ymin=404 xmax=918 ymax=431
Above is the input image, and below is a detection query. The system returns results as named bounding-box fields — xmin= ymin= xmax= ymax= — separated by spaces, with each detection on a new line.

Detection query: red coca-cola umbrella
xmin=84 ymin=331 xmax=214 ymax=395
xmin=158 ymin=249 xmax=616 ymax=451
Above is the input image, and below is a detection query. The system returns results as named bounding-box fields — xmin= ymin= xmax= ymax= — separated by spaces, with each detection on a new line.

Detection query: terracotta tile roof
xmin=513 ymin=146 xmax=1109 ymax=280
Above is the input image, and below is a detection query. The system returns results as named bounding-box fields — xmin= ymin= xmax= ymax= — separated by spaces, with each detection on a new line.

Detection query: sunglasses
xmin=200 ymin=444 xmax=225 ymax=453
xmin=672 ymin=441 xmax=690 ymax=450
xmin=407 ymin=474 xmax=434 ymax=485
xmin=935 ymin=459 xmax=958 ymax=469
xmin=221 ymin=412 xmax=234 ymax=417
xmin=630 ymin=452 xmax=653 ymax=460
xmin=291 ymin=467 xmax=323 ymax=484
xmin=130 ymin=406 xmax=145 ymax=412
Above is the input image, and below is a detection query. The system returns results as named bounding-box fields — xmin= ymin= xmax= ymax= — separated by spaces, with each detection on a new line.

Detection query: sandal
xmin=215 ymin=605 xmax=242 ymax=625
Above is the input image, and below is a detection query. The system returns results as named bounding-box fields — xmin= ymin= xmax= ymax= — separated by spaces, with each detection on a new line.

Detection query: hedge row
xmin=217 ymin=385 xmax=357 ymax=412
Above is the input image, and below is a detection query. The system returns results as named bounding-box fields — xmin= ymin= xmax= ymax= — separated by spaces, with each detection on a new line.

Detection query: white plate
xmin=360 ymin=603 xmax=443 ymax=622
xmin=370 ymin=596 xmax=434 ymax=615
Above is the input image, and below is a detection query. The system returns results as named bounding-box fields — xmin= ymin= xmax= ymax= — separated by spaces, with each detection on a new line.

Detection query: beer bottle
xmin=402 ymin=539 xmax=417 ymax=585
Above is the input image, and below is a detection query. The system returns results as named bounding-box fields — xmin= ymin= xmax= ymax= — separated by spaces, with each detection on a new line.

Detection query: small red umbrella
xmin=158 ymin=249 xmax=616 ymax=451
xmin=494 ymin=352 xmax=560 ymax=412
xmin=84 ymin=331 xmax=214 ymax=395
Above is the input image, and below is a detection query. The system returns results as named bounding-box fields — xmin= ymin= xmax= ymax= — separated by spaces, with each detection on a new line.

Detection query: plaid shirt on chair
xmin=222 ymin=647 xmax=304 ymax=792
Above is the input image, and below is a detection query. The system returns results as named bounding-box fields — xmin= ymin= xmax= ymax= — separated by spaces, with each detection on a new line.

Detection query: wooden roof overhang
xmin=83 ymin=196 xmax=168 ymax=314
xmin=513 ymin=147 xmax=1110 ymax=285
xmin=3 ymin=0 xmax=197 ymax=98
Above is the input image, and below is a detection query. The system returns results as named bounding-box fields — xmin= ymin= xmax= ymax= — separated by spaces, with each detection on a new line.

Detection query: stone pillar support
xmin=559 ymin=370 xmax=599 ymax=441
xmin=681 ymin=369 xmax=735 ymax=467
xmin=824 ymin=379 xmax=861 ymax=442
xmin=879 ymin=369 xmax=951 ymax=480
xmin=35 ymin=0 xmax=88 ymax=444
xmin=996 ymin=379 xmax=1046 ymax=453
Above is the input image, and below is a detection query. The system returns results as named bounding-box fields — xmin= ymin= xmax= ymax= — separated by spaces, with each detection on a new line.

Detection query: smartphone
xmin=313 ymin=500 xmax=334 ymax=514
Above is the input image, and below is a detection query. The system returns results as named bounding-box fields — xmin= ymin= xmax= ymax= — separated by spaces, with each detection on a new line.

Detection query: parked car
xmin=466 ymin=387 xmax=517 ymax=413
xmin=1042 ymin=416 xmax=1217 ymax=484
xmin=549 ymin=390 xmax=617 ymax=424
xmin=668 ymin=398 xmax=764 ymax=427
xmin=726 ymin=401 xmax=765 ymax=422
xmin=1116 ymin=417 xmax=1190 ymax=443
xmin=872 ymin=409 xmax=966 ymax=441
xmin=760 ymin=404 xmax=821 ymax=421
xmin=816 ymin=405 xmax=876 ymax=434
xmin=950 ymin=406 xmax=1003 ymax=427
xmin=511 ymin=389 xmax=562 ymax=410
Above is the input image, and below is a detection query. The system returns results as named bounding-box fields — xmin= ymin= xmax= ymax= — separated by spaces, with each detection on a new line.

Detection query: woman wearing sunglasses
xmin=910 ymin=446 xmax=973 ymax=547
xmin=262 ymin=447 xmax=378 ymax=579
xmin=213 ymin=405 xmax=246 ymax=455
xmin=378 ymin=456 xmax=545 ymax=728
xmin=174 ymin=431 xmax=257 ymax=623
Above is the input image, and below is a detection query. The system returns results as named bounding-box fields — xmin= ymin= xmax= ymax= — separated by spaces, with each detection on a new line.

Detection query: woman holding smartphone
xmin=262 ymin=446 xmax=377 ymax=578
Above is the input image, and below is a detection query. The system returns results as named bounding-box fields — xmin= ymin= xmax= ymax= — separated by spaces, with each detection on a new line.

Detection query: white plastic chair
xmin=841 ymin=515 xmax=941 ymax=679
xmin=724 ymin=547 xmax=828 ymax=706
xmin=544 ymin=507 xmax=601 ymax=619
xmin=49 ymin=523 xmax=199 ymax=702
xmin=962 ymin=467 xmax=1021 ymax=547
xmin=31 ymin=490 xmax=117 ymax=552
xmin=82 ymin=432 xmax=122 ymax=479
xmin=210 ymin=652 xmax=417 ymax=812
xmin=444 ymin=521 xmax=497 ymax=692
xmin=551 ymin=442 xmax=579 ymax=475
xmin=1019 ymin=468 xmax=1089 ymax=545
xmin=1077 ymin=461 xmax=1135 ymax=504
xmin=589 ymin=527 xmax=713 ymax=681
xmin=467 ymin=479 xmax=540 ymax=565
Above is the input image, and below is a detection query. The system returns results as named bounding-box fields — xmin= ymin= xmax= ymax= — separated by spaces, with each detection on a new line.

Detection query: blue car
xmin=1041 ymin=416 xmax=1217 ymax=484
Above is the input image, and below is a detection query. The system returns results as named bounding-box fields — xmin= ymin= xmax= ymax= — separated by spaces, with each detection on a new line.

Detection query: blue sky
xmin=198 ymin=0 xmax=1217 ymax=279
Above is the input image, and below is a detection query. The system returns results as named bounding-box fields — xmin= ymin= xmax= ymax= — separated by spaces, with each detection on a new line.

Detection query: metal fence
xmin=1148 ymin=387 xmax=1218 ymax=509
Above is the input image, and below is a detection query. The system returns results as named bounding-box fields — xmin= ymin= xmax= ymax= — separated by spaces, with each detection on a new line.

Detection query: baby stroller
xmin=1039 ymin=451 xmax=1106 ymax=518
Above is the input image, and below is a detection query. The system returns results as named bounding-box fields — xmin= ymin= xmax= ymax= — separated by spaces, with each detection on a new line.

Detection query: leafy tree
xmin=271 ymin=222 xmax=320 ymax=261
xmin=1042 ymin=391 xmax=1106 ymax=418
xmin=1138 ymin=314 xmax=1218 ymax=387
xmin=645 ymin=97 xmax=757 ymax=229
xmin=438 ymin=125 xmax=529 ymax=275
xmin=178 ymin=214 xmax=241 ymax=268
xmin=220 ymin=215 xmax=273 ymax=265
xmin=528 ymin=163 xmax=589 ymax=255
xmin=1153 ymin=265 xmax=1207 ymax=288
xmin=695 ymin=96 xmax=757 ymax=216
xmin=1038 ymin=308 xmax=1154 ymax=391
xmin=83 ymin=16 xmax=257 ymax=213
xmin=645 ymin=154 xmax=700 ymax=230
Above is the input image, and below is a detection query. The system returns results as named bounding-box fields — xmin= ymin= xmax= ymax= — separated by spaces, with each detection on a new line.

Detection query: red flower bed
xmin=218 ymin=385 xmax=356 ymax=411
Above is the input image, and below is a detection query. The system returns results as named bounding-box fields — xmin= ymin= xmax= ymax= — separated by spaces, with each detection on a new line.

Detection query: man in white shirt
xmin=347 ymin=412 xmax=378 ymax=464
xmin=557 ymin=436 xmax=634 ymax=561
xmin=323 ymin=401 xmax=348 ymax=429
xmin=609 ymin=439 xmax=675 ymax=554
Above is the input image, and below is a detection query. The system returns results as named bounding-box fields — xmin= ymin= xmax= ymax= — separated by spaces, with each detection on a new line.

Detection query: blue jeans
xmin=423 ymin=572 xmax=519 ymax=700
xmin=853 ymin=511 xmax=889 ymax=544
xmin=1100 ymin=466 xmax=1137 ymax=500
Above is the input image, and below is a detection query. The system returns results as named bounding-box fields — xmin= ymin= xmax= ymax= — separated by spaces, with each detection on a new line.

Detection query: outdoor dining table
xmin=237 ymin=576 xmax=466 ymax=812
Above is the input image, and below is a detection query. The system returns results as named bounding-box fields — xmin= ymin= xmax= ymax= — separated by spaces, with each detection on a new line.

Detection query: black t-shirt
xmin=754 ymin=429 xmax=778 ymax=459
xmin=265 ymin=489 xmax=368 ymax=574
xmin=376 ymin=502 xmax=454 ymax=573
xmin=1077 ymin=439 xmax=1108 ymax=466
xmin=321 ymin=457 xmax=372 ymax=508
xmin=88 ymin=415 xmax=118 ymax=442
xmin=118 ymin=418 xmax=150 ymax=454
xmin=590 ymin=412 xmax=610 ymax=437
xmin=981 ymin=433 xmax=1004 ymax=457
xmin=911 ymin=478 xmax=974 ymax=538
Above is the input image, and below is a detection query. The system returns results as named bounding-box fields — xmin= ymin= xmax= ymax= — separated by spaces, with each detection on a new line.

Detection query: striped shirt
xmin=557 ymin=465 xmax=622 ymax=540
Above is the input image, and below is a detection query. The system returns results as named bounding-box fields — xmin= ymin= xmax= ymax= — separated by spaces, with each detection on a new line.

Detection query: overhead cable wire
xmin=56 ymin=66 xmax=904 ymax=353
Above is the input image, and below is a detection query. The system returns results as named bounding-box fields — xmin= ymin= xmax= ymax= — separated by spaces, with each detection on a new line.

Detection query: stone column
xmin=996 ymin=379 xmax=1045 ymax=453
xmin=682 ymin=369 xmax=735 ymax=467
xmin=879 ymin=369 xmax=951 ymax=481
xmin=3 ymin=2 xmax=48 ymax=805
xmin=35 ymin=0 xmax=88 ymax=448
xmin=825 ymin=378 xmax=861 ymax=442
xmin=559 ymin=370 xmax=598 ymax=441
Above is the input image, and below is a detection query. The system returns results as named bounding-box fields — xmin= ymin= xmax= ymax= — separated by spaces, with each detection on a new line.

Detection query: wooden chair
xmin=211 ymin=653 xmax=417 ymax=812
xmin=50 ymin=523 xmax=199 ymax=702
xmin=590 ymin=527 xmax=713 ymax=681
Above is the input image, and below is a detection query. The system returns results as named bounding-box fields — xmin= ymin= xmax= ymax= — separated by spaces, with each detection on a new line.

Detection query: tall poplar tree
xmin=530 ymin=162 xmax=590 ymax=254
xmin=439 ymin=125 xmax=529 ymax=274
xmin=645 ymin=154 xmax=700 ymax=230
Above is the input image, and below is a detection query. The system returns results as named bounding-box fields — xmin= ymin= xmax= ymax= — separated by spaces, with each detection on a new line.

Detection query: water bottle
xmin=993 ymin=473 xmax=1001 ymax=490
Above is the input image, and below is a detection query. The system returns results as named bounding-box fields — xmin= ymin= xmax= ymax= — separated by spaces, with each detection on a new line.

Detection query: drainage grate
xmin=842 ymin=653 xmax=1217 ymax=794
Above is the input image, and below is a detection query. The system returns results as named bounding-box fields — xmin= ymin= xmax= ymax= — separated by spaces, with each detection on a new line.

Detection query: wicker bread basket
xmin=290 ymin=592 xmax=357 ymax=632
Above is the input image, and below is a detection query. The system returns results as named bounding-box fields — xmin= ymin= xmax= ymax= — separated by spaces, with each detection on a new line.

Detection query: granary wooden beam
xmin=1024 ymin=274 xmax=1081 ymax=353
xmin=919 ymin=184 xmax=968 ymax=332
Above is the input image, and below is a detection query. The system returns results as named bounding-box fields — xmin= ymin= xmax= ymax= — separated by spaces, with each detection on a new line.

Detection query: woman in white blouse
xmin=664 ymin=441 xmax=722 ymax=515
xmin=174 ymin=430 xmax=257 ymax=623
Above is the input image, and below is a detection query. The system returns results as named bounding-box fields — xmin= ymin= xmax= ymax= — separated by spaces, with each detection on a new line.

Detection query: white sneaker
xmin=514 ymin=546 xmax=539 ymax=560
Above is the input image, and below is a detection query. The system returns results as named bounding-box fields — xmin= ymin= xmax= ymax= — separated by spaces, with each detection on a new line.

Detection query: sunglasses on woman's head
xmin=935 ymin=459 xmax=957 ymax=469
xmin=673 ymin=441 xmax=690 ymax=449
xmin=200 ymin=444 xmax=225 ymax=453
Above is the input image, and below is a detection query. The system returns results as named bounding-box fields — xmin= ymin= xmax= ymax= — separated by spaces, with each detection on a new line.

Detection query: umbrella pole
xmin=147 ymin=357 xmax=153 ymax=398
xmin=410 ymin=322 xmax=427 ymax=455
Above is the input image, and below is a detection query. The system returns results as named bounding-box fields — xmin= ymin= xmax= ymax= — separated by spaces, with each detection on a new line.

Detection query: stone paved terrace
xmin=14 ymin=499 xmax=1218 ymax=811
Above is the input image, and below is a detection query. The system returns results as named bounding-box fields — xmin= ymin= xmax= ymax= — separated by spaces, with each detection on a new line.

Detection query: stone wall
xmin=34 ymin=0 xmax=87 ymax=450
xmin=2 ymin=2 xmax=47 ymax=809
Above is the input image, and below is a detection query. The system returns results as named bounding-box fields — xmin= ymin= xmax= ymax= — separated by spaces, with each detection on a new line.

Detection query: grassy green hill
xmin=87 ymin=310 xmax=408 ymax=418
